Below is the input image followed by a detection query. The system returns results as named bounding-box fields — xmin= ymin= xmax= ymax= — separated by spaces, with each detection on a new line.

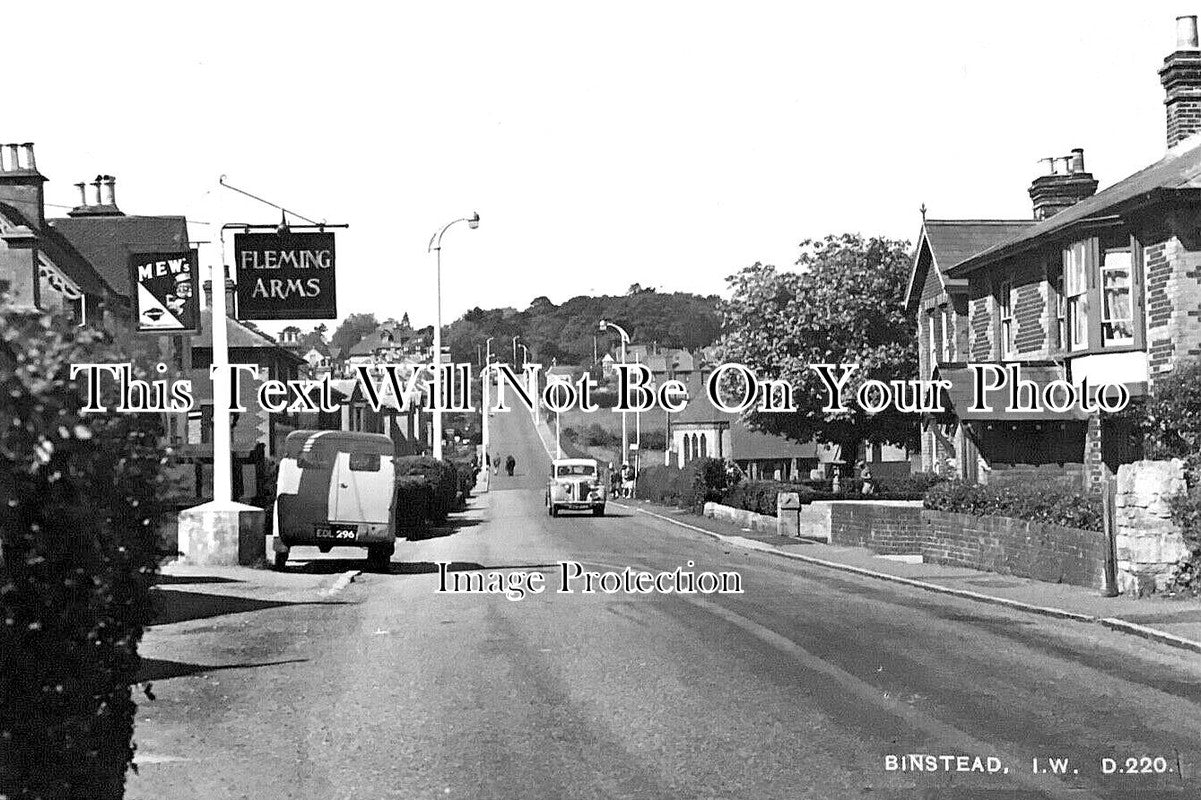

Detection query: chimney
xmin=201 ymin=270 xmax=237 ymax=318
xmin=1161 ymin=15 xmax=1201 ymax=148
xmin=1028 ymin=149 xmax=1099 ymax=220
xmin=100 ymin=175 xmax=117 ymax=207
xmin=0 ymin=141 xmax=47 ymax=229
xmin=67 ymin=173 xmax=125 ymax=217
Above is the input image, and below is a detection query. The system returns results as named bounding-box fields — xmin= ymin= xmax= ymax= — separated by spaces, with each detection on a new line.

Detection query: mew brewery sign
xmin=234 ymin=231 xmax=337 ymax=320
xmin=129 ymin=250 xmax=200 ymax=333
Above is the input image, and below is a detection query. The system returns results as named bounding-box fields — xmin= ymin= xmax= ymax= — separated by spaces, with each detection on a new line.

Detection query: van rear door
xmin=330 ymin=449 xmax=395 ymax=526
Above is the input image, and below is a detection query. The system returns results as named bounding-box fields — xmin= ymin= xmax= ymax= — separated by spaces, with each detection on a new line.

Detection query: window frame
xmin=998 ymin=280 xmax=1015 ymax=357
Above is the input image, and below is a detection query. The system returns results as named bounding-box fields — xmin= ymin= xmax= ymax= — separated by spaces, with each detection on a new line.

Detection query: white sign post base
xmin=177 ymin=500 xmax=266 ymax=566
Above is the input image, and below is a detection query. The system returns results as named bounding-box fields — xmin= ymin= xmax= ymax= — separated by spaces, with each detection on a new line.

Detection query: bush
xmin=1 ymin=309 xmax=170 ymax=799
xmin=638 ymin=431 xmax=667 ymax=452
xmin=721 ymin=481 xmax=819 ymax=516
xmin=393 ymin=476 xmax=433 ymax=539
xmin=923 ymin=480 xmax=1101 ymax=532
xmin=690 ymin=458 xmax=728 ymax=511
xmin=844 ymin=472 xmax=944 ymax=500
xmin=395 ymin=456 xmax=458 ymax=522
xmin=1164 ymin=489 xmax=1201 ymax=595
xmin=449 ymin=458 xmax=478 ymax=503
xmin=636 ymin=464 xmax=692 ymax=506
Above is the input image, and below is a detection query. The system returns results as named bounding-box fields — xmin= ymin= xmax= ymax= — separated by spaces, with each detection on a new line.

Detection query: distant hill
xmin=445 ymin=288 xmax=721 ymax=366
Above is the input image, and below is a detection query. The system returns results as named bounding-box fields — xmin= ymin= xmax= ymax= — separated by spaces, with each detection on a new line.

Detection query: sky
xmin=11 ymin=2 xmax=1195 ymax=335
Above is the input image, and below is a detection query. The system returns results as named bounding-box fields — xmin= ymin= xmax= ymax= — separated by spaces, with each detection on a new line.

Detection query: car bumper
xmin=278 ymin=522 xmax=393 ymax=547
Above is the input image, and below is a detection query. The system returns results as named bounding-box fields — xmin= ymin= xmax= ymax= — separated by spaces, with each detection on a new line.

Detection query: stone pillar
xmin=1115 ymin=459 xmax=1190 ymax=596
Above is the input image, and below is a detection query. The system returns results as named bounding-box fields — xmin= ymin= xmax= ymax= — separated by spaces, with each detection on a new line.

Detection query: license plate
xmin=314 ymin=523 xmax=358 ymax=540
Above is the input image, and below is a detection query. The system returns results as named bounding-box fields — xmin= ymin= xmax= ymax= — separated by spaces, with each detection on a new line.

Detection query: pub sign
xmin=129 ymin=249 xmax=200 ymax=333
xmin=234 ymin=231 xmax=337 ymax=320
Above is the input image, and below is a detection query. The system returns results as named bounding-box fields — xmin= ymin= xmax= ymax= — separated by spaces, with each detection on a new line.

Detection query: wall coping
xmin=810 ymin=500 xmax=925 ymax=509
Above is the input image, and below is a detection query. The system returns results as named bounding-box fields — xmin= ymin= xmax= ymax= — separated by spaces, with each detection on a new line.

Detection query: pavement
xmin=125 ymin=407 xmax=1201 ymax=800
xmin=612 ymin=498 xmax=1201 ymax=654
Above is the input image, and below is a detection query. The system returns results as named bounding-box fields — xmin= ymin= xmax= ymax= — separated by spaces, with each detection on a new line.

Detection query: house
xmin=345 ymin=322 xmax=428 ymax=370
xmin=49 ymin=175 xmax=191 ymax=334
xmin=670 ymin=372 xmax=910 ymax=480
xmin=0 ymin=145 xmax=115 ymax=328
xmin=909 ymin=14 xmax=1201 ymax=492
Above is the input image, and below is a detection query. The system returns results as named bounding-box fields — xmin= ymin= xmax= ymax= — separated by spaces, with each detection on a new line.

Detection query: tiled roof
xmin=949 ymin=133 xmax=1201 ymax=276
xmin=192 ymin=309 xmax=306 ymax=362
xmin=49 ymin=215 xmax=191 ymax=298
xmin=923 ymin=220 xmax=1034 ymax=273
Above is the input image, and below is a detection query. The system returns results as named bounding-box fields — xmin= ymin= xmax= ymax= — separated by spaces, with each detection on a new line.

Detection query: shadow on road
xmin=153 ymin=574 xmax=244 ymax=586
xmin=136 ymin=657 xmax=308 ymax=683
xmin=291 ymin=558 xmax=562 ymax=576
xmin=148 ymin=588 xmax=346 ymax=627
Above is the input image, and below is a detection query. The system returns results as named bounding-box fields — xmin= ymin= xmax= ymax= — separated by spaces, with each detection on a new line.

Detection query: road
xmin=130 ymin=408 xmax=1201 ymax=800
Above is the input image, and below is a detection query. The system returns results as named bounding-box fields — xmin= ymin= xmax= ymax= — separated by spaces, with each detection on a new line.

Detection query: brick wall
xmin=1012 ymin=261 xmax=1047 ymax=356
xmin=1145 ymin=236 xmax=1201 ymax=376
xmin=828 ymin=502 xmax=923 ymax=554
xmin=969 ymin=294 xmax=993 ymax=360
xmin=826 ymin=504 xmax=1106 ymax=589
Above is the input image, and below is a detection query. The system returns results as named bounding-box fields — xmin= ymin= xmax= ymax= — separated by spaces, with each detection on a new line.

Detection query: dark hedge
xmin=0 ymin=309 xmax=169 ymax=799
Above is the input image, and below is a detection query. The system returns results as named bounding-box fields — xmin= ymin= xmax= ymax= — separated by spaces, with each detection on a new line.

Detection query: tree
xmin=331 ymin=313 xmax=379 ymax=355
xmin=720 ymin=234 xmax=918 ymax=465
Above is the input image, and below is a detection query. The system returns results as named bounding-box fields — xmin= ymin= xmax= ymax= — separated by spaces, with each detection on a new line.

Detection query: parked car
xmin=545 ymin=458 xmax=607 ymax=517
xmin=271 ymin=430 xmax=398 ymax=569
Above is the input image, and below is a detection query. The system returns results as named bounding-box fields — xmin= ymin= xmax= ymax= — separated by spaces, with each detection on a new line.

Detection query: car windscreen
xmin=555 ymin=465 xmax=596 ymax=477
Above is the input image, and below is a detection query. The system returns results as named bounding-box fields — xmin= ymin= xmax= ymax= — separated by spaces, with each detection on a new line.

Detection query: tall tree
xmin=720 ymin=234 xmax=918 ymax=464
xmin=331 ymin=313 xmax=380 ymax=354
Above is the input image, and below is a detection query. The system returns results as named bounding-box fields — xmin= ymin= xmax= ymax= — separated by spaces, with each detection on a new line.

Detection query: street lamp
xmin=481 ymin=336 xmax=495 ymax=462
xmin=598 ymin=319 xmax=631 ymax=467
xmin=427 ymin=212 xmax=480 ymax=460
xmin=518 ymin=342 xmax=530 ymax=366
xmin=512 ymin=335 xmax=519 ymax=365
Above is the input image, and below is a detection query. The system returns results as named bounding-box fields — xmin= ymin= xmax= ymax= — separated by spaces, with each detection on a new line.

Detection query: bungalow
xmin=909 ymin=14 xmax=1201 ymax=492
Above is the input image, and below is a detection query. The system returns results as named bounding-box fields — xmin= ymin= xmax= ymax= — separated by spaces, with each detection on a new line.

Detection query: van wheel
xmin=593 ymin=506 xmax=605 ymax=517
xmin=273 ymin=550 xmax=289 ymax=571
xmin=367 ymin=543 xmax=394 ymax=570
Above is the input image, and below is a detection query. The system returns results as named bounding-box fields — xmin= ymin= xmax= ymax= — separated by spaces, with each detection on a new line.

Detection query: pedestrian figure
xmin=620 ymin=462 xmax=636 ymax=498
xmin=492 ymin=452 xmax=500 ymax=476
xmin=831 ymin=468 xmax=842 ymax=494
xmin=505 ymin=454 xmax=516 ymax=477
xmin=858 ymin=460 xmax=875 ymax=496
xmin=609 ymin=463 xmax=620 ymax=496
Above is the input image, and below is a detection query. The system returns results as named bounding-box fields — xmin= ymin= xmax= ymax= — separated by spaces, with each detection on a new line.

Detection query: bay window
xmin=1064 ymin=241 xmax=1089 ymax=351
xmin=1100 ymin=246 xmax=1134 ymax=346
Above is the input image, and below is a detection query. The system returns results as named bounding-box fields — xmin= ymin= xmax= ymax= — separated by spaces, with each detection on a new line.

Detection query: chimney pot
xmin=20 ymin=143 xmax=35 ymax=172
xmin=5 ymin=144 xmax=19 ymax=173
xmin=74 ymin=182 xmax=87 ymax=206
xmin=1178 ymin=15 xmax=1199 ymax=50
xmin=1070 ymin=148 xmax=1086 ymax=174
xmin=101 ymin=176 xmax=117 ymax=207
xmin=91 ymin=176 xmax=103 ymax=206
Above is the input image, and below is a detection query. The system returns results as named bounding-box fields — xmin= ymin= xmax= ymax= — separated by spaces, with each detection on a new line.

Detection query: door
xmin=330 ymin=449 xmax=395 ymax=524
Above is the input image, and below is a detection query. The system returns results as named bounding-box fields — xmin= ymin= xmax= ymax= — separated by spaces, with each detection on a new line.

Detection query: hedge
xmin=721 ymin=482 xmax=820 ymax=516
xmin=636 ymin=458 xmax=727 ymax=511
xmin=393 ymin=476 xmax=433 ymax=539
xmin=923 ymin=480 xmax=1102 ymax=532
xmin=1 ymin=309 xmax=169 ymax=799
xmin=394 ymin=456 xmax=458 ymax=522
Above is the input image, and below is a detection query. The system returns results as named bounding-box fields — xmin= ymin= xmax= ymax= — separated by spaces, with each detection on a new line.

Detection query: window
xmin=927 ymin=310 xmax=938 ymax=375
xmin=1064 ymin=242 xmax=1088 ymax=351
xmin=941 ymin=307 xmax=953 ymax=362
xmin=349 ymin=452 xmax=381 ymax=472
xmin=556 ymin=464 xmax=596 ymax=477
xmin=351 ymin=405 xmax=365 ymax=432
xmin=998 ymin=281 xmax=1014 ymax=357
xmin=1055 ymin=274 xmax=1067 ymax=350
xmin=1101 ymin=247 xmax=1134 ymax=346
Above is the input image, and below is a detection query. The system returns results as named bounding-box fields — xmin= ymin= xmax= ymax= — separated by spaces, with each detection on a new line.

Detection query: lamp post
xmin=598 ymin=319 xmax=631 ymax=466
xmin=512 ymin=335 xmax=519 ymax=365
xmin=427 ymin=212 xmax=480 ymax=460
xmin=482 ymin=336 xmax=494 ymax=461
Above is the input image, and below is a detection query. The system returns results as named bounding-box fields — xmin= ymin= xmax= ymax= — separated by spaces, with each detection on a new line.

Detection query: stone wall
xmin=1115 ymin=459 xmax=1190 ymax=596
